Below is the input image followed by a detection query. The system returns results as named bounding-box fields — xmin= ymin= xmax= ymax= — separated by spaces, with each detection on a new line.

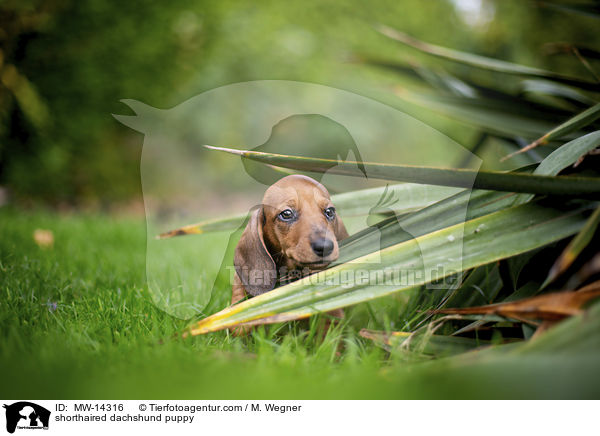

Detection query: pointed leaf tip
xmin=203 ymin=145 xmax=247 ymax=156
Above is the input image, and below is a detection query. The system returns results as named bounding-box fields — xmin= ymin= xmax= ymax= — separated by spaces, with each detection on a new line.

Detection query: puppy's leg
xmin=327 ymin=309 xmax=344 ymax=319
xmin=231 ymin=274 xmax=247 ymax=306
xmin=322 ymin=309 xmax=345 ymax=357
xmin=229 ymin=274 xmax=252 ymax=336
xmin=322 ymin=309 xmax=344 ymax=335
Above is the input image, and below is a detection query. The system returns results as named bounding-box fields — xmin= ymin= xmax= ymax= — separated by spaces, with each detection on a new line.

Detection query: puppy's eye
xmin=324 ymin=207 xmax=336 ymax=220
xmin=278 ymin=209 xmax=295 ymax=221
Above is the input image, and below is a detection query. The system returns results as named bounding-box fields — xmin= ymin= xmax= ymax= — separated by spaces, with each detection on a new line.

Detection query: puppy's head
xmin=234 ymin=175 xmax=348 ymax=296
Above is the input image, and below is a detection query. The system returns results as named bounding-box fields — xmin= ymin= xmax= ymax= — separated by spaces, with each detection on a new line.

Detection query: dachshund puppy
xmin=232 ymin=175 xmax=349 ymax=317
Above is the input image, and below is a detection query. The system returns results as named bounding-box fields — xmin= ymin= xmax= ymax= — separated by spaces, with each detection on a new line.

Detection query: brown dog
xmin=232 ymin=175 xmax=349 ymax=317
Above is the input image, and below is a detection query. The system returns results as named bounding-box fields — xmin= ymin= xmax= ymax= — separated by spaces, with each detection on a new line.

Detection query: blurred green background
xmin=2 ymin=0 xmax=600 ymax=208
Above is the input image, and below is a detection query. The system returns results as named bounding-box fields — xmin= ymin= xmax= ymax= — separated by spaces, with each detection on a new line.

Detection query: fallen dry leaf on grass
xmin=435 ymin=280 xmax=600 ymax=322
xmin=33 ymin=229 xmax=54 ymax=249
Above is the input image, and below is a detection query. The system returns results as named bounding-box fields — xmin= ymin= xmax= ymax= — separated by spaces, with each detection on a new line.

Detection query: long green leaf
xmin=543 ymin=206 xmax=600 ymax=288
xmin=394 ymin=87 xmax=575 ymax=138
xmin=503 ymin=103 xmax=600 ymax=161
xmin=359 ymin=329 xmax=490 ymax=356
xmin=158 ymin=183 xmax=461 ymax=238
xmin=158 ymin=214 xmax=247 ymax=238
xmin=377 ymin=25 xmax=600 ymax=91
xmin=366 ymin=56 xmax=594 ymax=111
xmin=535 ymin=130 xmax=600 ymax=175
xmin=538 ymin=1 xmax=600 ymax=19
xmin=337 ymin=189 xmax=517 ymax=264
xmin=514 ymin=130 xmax=600 ymax=204
xmin=186 ymin=201 xmax=592 ymax=334
xmin=204 ymin=145 xmax=600 ymax=198
xmin=521 ymin=80 xmax=598 ymax=106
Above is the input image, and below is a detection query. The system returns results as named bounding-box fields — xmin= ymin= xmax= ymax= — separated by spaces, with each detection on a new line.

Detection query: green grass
xmin=1 ymin=208 xmax=599 ymax=399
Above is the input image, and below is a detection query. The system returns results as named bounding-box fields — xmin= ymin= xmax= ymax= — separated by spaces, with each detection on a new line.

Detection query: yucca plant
xmin=164 ymin=12 xmax=600 ymax=361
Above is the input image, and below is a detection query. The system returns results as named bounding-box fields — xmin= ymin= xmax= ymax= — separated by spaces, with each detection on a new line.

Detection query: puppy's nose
xmin=311 ymin=237 xmax=334 ymax=257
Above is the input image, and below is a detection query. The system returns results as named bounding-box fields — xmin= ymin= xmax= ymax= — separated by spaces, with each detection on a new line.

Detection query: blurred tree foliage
xmin=1 ymin=0 xmax=204 ymax=206
xmin=1 ymin=0 xmax=599 ymax=207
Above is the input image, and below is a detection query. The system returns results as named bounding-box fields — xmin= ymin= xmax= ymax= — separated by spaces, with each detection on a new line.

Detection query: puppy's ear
xmin=234 ymin=207 xmax=277 ymax=296
xmin=334 ymin=215 xmax=349 ymax=241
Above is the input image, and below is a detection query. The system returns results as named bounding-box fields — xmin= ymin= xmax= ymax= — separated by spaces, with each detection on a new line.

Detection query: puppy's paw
xmin=327 ymin=308 xmax=345 ymax=319
xmin=229 ymin=324 xmax=252 ymax=337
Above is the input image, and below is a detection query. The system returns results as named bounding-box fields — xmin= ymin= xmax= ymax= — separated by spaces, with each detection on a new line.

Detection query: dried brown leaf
xmin=436 ymin=281 xmax=600 ymax=322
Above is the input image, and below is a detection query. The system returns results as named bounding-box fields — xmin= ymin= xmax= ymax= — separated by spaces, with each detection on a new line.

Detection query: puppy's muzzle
xmin=311 ymin=237 xmax=335 ymax=257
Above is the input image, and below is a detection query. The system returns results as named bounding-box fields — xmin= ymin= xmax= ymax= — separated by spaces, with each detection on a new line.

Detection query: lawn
xmin=1 ymin=207 xmax=599 ymax=399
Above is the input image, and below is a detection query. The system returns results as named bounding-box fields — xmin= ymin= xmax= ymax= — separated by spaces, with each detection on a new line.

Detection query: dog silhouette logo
xmin=3 ymin=402 xmax=50 ymax=433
